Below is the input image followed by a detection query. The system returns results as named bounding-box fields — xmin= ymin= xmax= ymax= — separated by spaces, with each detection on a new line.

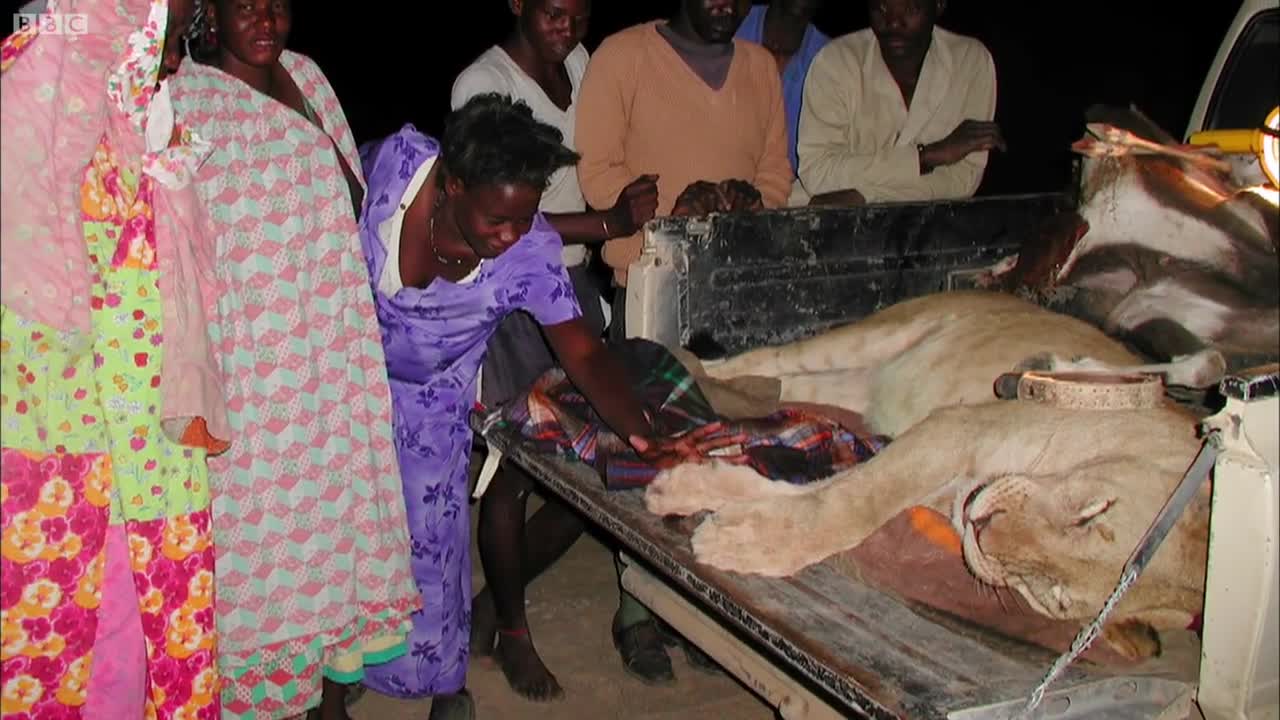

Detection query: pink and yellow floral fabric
xmin=1 ymin=2 xmax=223 ymax=718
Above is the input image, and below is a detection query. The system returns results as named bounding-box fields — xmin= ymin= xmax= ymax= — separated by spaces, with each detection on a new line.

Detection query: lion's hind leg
xmin=704 ymin=315 xmax=941 ymax=381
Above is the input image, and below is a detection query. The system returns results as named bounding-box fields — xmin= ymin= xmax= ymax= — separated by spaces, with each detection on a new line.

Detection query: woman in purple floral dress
xmin=356 ymin=94 xmax=723 ymax=719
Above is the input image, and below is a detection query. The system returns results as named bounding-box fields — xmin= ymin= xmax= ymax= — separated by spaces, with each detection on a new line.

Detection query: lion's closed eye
xmin=1071 ymin=498 xmax=1115 ymax=527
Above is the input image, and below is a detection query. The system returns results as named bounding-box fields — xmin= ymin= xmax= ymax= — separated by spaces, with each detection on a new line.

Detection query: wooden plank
xmin=621 ymin=561 xmax=850 ymax=720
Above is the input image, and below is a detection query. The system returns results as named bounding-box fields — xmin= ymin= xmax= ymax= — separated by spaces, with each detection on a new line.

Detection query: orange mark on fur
xmin=908 ymin=506 xmax=962 ymax=556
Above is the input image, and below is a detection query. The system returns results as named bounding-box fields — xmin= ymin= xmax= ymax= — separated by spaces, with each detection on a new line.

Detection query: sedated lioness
xmin=647 ymin=290 xmax=1210 ymax=660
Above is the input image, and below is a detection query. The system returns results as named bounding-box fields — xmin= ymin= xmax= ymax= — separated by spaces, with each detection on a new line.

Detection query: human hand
xmin=715 ymin=179 xmax=764 ymax=212
xmin=606 ymin=174 xmax=660 ymax=237
xmin=925 ymin=119 xmax=1007 ymax=169
xmin=629 ymin=421 xmax=750 ymax=470
xmin=671 ymin=180 xmax=722 ymax=217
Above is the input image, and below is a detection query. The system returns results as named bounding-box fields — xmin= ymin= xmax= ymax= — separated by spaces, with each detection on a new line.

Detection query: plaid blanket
xmin=483 ymin=338 xmax=887 ymax=490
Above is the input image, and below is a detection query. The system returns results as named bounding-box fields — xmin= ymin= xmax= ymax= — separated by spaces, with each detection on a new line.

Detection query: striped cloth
xmin=488 ymin=338 xmax=887 ymax=490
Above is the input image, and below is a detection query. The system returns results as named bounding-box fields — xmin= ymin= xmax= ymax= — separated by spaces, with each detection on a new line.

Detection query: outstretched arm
xmin=544 ymin=318 xmax=650 ymax=438
xmin=542 ymin=319 xmax=742 ymax=467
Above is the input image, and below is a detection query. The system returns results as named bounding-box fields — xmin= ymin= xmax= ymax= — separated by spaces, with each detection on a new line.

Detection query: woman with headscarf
xmin=170 ymin=2 xmax=419 ymax=719
xmin=1 ymin=1 xmax=223 ymax=718
xmin=357 ymin=93 xmax=728 ymax=720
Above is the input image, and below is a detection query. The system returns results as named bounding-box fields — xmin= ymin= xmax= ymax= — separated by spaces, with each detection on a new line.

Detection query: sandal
xmin=611 ymin=615 xmax=675 ymax=686
xmin=427 ymin=689 xmax=475 ymax=720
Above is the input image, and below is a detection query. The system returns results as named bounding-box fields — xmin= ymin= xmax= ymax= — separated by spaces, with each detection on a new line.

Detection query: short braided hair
xmin=440 ymin=93 xmax=580 ymax=192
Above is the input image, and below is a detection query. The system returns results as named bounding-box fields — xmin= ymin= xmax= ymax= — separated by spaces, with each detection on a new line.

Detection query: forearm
xmin=756 ymin=66 xmax=797 ymax=208
xmin=798 ymin=143 xmax=921 ymax=197
xmin=543 ymin=210 xmax=617 ymax=246
xmin=920 ymin=151 xmax=988 ymax=199
xmin=564 ymin=345 xmax=651 ymax=439
xmin=857 ymin=151 xmax=986 ymax=203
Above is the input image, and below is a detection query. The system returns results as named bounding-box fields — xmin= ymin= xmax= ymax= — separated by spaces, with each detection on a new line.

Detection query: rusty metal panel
xmin=648 ymin=193 xmax=1069 ymax=357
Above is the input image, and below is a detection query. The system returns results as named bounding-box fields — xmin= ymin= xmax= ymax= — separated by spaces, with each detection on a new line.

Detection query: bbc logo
xmin=12 ymin=13 xmax=88 ymax=35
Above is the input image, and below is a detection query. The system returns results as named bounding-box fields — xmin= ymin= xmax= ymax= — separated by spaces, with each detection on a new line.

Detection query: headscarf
xmin=2 ymin=0 xmax=168 ymax=333
xmin=1 ymin=0 xmax=229 ymax=451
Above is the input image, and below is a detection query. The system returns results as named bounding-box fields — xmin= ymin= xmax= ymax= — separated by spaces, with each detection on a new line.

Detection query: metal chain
xmin=1011 ymin=431 xmax=1222 ymax=719
xmin=1013 ymin=566 xmax=1140 ymax=718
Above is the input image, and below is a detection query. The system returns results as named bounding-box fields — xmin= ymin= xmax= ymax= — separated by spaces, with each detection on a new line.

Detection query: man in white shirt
xmin=451 ymin=32 xmax=593 ymax=259
xmin=796 ymin=0 xmax=1006 ymax=205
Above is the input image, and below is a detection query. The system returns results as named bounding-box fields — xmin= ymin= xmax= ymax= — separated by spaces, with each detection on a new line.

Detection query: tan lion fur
xmin=647 ymin=290 xmax=1210 ymax=660
xmin=699 ymin=290 xmax=1145 ymax=437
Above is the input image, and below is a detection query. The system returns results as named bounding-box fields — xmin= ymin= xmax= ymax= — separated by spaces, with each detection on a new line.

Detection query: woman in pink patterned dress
xmin=171 ymin=2 xmax=419 ymax=719
xmin=1 ymin=1 xmax=225 ymax=719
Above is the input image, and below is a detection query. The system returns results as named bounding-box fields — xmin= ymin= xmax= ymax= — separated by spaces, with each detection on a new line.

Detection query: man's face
xmin=518 ymin=0 xmax=590 ymax=65
xmin=774 ymin=0 xmax=824 ymax=24
xmin=868 ymin=0 xmax=939 ymax=61
xmin=683 ymin=0 xmax=750 ymax=44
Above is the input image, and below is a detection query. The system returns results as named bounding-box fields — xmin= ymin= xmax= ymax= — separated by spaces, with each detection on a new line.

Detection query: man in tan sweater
xmin=576 ymin=0 xmax=793 ymax=293
xmin=573 ymin=0 xmax=792 ymax=687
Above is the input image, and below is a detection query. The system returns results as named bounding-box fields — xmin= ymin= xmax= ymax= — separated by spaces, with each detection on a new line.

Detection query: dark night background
xmin=6 ymin=2 xmax=1245 ymax=196
xmin=287 ymin=2 xmax=1241 ymax=196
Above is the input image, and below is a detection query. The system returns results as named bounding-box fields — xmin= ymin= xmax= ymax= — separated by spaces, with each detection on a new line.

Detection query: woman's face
xmin=516 ymin=0 xmax=590 ymax=65
xmin=213 ymin=0 xmax=291 ymax=69
xmin=446 ymin=179 xmax=543 ymax=259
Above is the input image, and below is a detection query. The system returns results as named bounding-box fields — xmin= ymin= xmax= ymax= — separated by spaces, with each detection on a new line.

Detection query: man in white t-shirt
xmin=449 ymin=0 xmax=664 ymax=704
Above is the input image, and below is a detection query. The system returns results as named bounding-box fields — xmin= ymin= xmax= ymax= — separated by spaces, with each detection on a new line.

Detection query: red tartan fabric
xmin=486 ymin=338 xmax=887 ymax=490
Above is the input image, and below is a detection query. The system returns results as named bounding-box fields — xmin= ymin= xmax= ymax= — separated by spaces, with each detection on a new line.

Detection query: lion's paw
xmin=690 ymin=497 xmax=825 ymax=577
xmin=1101 ymin=619 xmax=1162 ymax=661
xmin=1165 ymin=349 xmax=1227 ymax=389
xmin=646 ymin=461 xmax=800 ymax=517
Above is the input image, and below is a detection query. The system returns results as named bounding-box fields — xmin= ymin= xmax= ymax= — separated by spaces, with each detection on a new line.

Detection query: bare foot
xmin=428 ymin=689 xmax=474 ymax=720
xmin=468 ymin=589 xmax=498 ymax=658
xmin=495 ymin=630 xmax=564 ymax=702
xmin=305 ymin=678 xmax=355 ymax=720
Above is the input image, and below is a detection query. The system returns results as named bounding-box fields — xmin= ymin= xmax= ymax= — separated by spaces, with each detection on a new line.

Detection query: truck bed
xmin=473 ymin=416 xmax=1200 ymax=720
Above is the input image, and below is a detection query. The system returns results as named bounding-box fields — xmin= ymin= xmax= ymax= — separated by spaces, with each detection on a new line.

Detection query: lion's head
xmin=952 ymin=457 xmax=1210 ymax=630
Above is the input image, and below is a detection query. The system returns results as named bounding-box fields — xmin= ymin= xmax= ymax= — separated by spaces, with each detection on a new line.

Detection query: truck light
xmin=1189 ymin=106 xmax=1280 ymax=205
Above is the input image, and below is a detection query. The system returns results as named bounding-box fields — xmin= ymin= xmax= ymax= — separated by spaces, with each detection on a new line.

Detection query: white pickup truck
xmin=481 ymin=3 xmax=1278 ymax=718
xmin=1186 ymin=0 xmax=1279 ymax=191
xmin=623 ymin=2 xmax=1279 ymax=717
